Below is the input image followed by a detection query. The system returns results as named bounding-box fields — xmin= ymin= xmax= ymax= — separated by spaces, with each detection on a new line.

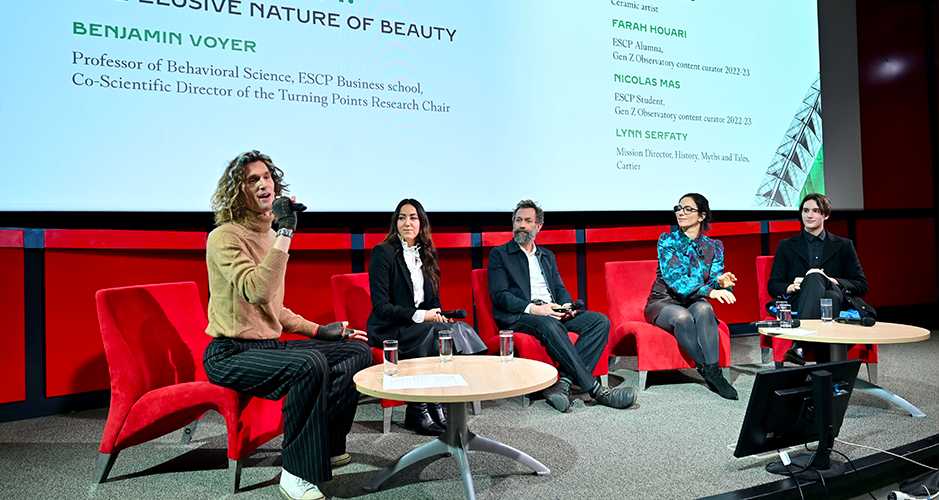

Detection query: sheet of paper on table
xmin=764 ymin=328 xmax=817 ymax=336
xmin=383 ymin=374 xmax=469 ymax=390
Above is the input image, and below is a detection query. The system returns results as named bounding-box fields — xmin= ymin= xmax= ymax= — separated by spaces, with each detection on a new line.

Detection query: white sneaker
xmin=279 ymin=469 xmax=324 ymax=500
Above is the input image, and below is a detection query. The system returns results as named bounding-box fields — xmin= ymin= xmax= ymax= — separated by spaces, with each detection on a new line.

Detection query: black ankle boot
xmin=698 ymin=363 xmax=738 ymax=400
xmin=404 ymin=402 xmax=445 ymax=435
xmin=427 ymin=403 xmax=447 ymax=429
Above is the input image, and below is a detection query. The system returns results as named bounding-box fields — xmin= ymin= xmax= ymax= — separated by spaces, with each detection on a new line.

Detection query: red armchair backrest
xmin=470 ymin=269 xmax=497 ymax=344
xmin=605 ymin=260 xmax=658 ymax=325
xmin=330 ymin=273 xmax=371 ymax=331
xmin=755 ymin=256 xmax=774 ymax=321
xmin=95 ymin=282 xmax=209 ymax=401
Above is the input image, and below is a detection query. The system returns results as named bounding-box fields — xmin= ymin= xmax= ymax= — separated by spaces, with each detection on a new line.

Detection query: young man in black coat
xmin=767 ymin=193 xmax=869 ymax=364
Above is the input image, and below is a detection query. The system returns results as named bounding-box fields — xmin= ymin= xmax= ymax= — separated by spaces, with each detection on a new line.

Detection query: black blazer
xmin=487 ymin=239 xmax=573 ymax=328
xmin=366 ymin=242 xmax=440 ymax=346
xmin=767 ymin=231 xmax=868 ymax=299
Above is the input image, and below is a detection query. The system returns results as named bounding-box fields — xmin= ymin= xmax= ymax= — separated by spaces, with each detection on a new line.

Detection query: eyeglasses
xmin=673 ymin=205 xmax=699 ymax=214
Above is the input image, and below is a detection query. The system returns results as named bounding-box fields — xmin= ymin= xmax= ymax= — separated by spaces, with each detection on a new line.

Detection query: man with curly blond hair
xmin=202 ymin=150 xmax=372 ymax=500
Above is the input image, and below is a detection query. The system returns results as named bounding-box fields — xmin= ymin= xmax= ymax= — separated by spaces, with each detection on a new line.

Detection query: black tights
xmin=653 ymin=301 xmax=719 ymax=366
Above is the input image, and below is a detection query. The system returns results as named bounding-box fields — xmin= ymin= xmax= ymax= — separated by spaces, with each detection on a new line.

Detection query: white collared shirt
xmin=398 ymin=235 xmax=427 ymax=323
xmin=523 ymin=243 xmax=553 ymax=312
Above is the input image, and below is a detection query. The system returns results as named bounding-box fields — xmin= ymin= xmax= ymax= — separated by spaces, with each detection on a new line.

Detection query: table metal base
xmin=363 ymin=401 xmax=550 ymax=500
xmin=829 ymin=343 xmax=926 ymax=418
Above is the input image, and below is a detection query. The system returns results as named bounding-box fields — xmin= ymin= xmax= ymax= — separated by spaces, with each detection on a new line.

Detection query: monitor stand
xmin=766 ymin=369 xmax=847 ymax=481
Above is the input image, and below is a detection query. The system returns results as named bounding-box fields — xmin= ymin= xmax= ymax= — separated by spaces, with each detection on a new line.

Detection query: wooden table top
xmin=353 ymin=356 xmax=558 ymax=404
xmin=759 ymin=320 xmax=931 ymax=345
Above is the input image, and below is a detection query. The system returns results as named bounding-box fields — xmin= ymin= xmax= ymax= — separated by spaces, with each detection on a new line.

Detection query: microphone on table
xmin=835 ymin=316 xmax=876 ymax=327
xmin=440 ymin=309 xmax=467 ymax=319
xmin=750 ymin=319 xmax=801 ymax=328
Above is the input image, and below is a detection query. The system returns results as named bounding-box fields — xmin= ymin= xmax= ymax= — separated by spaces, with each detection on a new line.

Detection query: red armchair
xmin=604 ymin=260 xmax=732 ymax=391
xmin=469 ymin=269 xmax=608 ymax=391
xmin=330 ymin=273 xmax=405 ymax=433
xmin=755 ymin=255 xmax=877 ymax=379
xmin=94 ymin=282 xmax=283 ymax=493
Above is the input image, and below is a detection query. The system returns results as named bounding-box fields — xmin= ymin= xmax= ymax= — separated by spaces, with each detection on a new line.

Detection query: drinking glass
xmin=776 ymin=303 xmax=792 ymax=329
xmin=438 ymin=330 xmax=453 ymax=364
xmin=820 ymin=298 xmax=833 ymax=323
xmin=383 ymin=339 xmax=398 ymax=376
xmin=499 ymin=330 xmax=514 ymax=363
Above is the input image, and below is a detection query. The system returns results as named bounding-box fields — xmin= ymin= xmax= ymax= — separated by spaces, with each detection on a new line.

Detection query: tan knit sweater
xmin=205 ymin=211 xmax=318 ymax=339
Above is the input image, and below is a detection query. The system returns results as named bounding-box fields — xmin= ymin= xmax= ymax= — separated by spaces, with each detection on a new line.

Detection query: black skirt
xmin=394 ymin=320 xmax=487 ymax=360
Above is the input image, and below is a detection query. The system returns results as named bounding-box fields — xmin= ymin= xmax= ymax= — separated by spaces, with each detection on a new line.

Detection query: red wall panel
xmin=855 ymin=218 xmax=937 ymax=307
xmin=585 ymin=241 xmax=658 ymax=319
xmin=857 ymin=1 xmax=933 ymax=210
xmin=712 ymin=234 xmax=762 ymax=324
xmin=283 ymin=250 xmax=352 ymax=327
xmin=44 ymin=249 xmax=209 ymax=397
xmin=0 ymin=231 xmax=25 ymax=404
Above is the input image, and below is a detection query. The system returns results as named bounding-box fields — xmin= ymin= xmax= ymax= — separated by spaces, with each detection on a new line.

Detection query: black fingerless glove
xmin=315 ymin=321 xmax=347 ymax=341
xmin=272 ymin=198 xmax=307 ymax=231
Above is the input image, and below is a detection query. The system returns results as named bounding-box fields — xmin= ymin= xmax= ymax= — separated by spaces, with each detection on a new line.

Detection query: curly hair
xmin=382 ymin=198 xmax=441 ymax=294
xmin=210 ymin=150 xmax=289 ymax=226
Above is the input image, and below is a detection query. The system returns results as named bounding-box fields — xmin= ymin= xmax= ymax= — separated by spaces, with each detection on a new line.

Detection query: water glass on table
xmin=499 ymin=330 xmax=514 ymax=363
xmin=383 ymin=339 xmax=398 ymax=376
xmin=439 ymin=329 xmax=453 ymax=364
xmin=820 ymin=298 xmax=833 ymax=323
xmin=776 ymin=302 xmax=792 ymax=328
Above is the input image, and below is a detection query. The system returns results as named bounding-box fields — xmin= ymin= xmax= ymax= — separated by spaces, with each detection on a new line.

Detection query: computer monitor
xmin=734 ymin=359 xmax=862 ymax=479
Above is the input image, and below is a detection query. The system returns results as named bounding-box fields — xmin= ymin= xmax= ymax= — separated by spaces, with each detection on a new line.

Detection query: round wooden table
xmin=354 ymin=356 xmax=558 ymax=500
xmin=760 ymin=320 xmax=930 ymax=417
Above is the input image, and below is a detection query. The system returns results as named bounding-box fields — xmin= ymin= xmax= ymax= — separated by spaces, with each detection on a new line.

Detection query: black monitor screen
xmin=733 ymin=359 xmax=862 ymax=459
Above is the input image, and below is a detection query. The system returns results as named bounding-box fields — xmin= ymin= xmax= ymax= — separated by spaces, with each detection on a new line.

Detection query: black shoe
xmin=698 ymin=363 xmax=738 ymax=400
xmin=542 ymin=379 xmax=572 ymax=413
xmin=783 ymin=347 xmax=806 ymax=366
xmin=591 ymin=385 xmax=637 ymax=409
xmin=404 ymin=403 xmax=445 ymax=436
xmin=427 ymin=402 xmax=447 ymax=429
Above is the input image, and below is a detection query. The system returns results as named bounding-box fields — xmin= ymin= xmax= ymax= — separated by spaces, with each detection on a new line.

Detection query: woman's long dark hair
xmin=383 ymin=198 xmax=440 ymax=294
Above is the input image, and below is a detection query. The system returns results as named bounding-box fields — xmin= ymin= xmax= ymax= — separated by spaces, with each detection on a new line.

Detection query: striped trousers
xmin=203 ymin=337 xmax=372 ymax=483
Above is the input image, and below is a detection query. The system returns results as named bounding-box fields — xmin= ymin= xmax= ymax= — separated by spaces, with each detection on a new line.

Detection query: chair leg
xmin=180 ymin=419 xmax=199 ymax=444
xmin=471 ymin=401 xmax=482 ymax=415
xmin=600 ymin=374 xmax=609 ymax=387
xmin=230 ymin=458 xmax=242 ymax=494
xmin=761 ymin=347 xmax=772 ymax=365
xmin=774 ymin=361 xmax=784 ymax=369
xmin=383 ymin=406 xmax=393 ymax=434
xmin=722 ymin=367 xmax=730 ymax=382
xmin=94 ymin=451 xmax=118 ymax=484
xmin=866 ymin=363 xmax=878 ymax=385
xmin=639 ymin=371 xmax=648 ymax=391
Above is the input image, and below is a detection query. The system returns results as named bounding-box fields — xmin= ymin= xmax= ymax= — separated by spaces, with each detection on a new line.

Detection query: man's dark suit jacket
xmin=488 ymin=239 xmax=573 ymax=328
xmin=767 ymin=231 xmax=868 ymax=299
xmin=366 ymin=242 xmax=440 ymax=346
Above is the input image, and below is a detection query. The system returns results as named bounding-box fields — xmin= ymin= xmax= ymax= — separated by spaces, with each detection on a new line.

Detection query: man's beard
xmin=513 ymin=228 xmax=537 ymax=245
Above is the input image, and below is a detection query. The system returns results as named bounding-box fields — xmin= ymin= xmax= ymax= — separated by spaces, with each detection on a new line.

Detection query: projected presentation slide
xmin=1 ymin=0 xmax=820 ymax=212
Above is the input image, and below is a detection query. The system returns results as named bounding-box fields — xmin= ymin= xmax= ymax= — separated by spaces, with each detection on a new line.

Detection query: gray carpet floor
xmin=0 ymin=333 xmax=935 ymax=500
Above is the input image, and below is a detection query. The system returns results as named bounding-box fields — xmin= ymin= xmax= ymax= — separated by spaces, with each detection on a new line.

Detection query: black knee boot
xmin=697 ymin=363 xmax=738 ymax=400
xmin=404 ymin=402 xmax=445 ymax=435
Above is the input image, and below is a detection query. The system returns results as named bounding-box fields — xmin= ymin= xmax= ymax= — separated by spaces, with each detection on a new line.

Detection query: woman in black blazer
xmin=367 ymin=198 xmax=485 ymax=435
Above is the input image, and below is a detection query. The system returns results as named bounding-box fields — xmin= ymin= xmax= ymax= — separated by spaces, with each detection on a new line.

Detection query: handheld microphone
xmin=571 ymin=299 xmax=585 ymax=310
xmin=834 ymin=316 xmax=876 ymax=326
xmin=750 ymin=319 xmax=801 ymax=328
xmin=439 ymin=309 xmax=467 ymax=319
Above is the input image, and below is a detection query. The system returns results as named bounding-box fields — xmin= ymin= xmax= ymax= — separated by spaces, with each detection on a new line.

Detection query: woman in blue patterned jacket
xmin=644 ymin=193 xmax=739 ymax=399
